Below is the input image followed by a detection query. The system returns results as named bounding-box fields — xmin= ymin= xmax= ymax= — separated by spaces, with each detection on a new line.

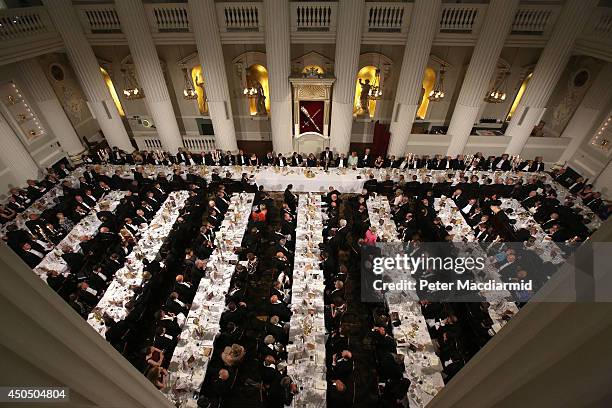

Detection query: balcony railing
xmin=439 ymin=4 xmax=486 ymax=34
xmin=184 ymin=135 xmax=217 ymax=152
xmin=0 ymin=6 xmax=53 ymax=40
xmin=146 ymin=4 xmax=190 ymax=33
xmin=583 ymin=7 xmax=612 ymax=42
xmin=216 ymin=2 xmax=262 ymax=32
xmin=511 ymin=6 xmax=559 ymax=35
xmin=133 ymin=135 xmax=216 ymax=152
xmin=364 ymin=2 xmax=409 ymax=33
xmin=1 ymin=2 xmax=611 ymax=64
xmin=291 ymin=2 xmax=337 ymax=32
xmin=78 ymin=5 xmax=121 ymax=34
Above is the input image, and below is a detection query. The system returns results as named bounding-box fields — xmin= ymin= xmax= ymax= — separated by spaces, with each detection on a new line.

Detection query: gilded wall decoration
xmin=297 ymin=85 xmax=327 ymax=100
xmin=37 ymin=54 xmax=91 ymax=127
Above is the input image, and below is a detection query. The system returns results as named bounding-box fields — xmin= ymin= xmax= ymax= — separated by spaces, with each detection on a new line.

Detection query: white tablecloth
xmin=88 ymin=164 xmax=605 ymax=234
xmin=164 ymin=193 xmax=254 ymax=407
xmin=88 ymin=191 xmax=190 ymax=335
xmin=499 ymin=198 xmax=565 ymax=265
xmin=366 ymin=196 xmax=445 ymax=407
xmin=287 ymin=194 xmax=327 ymax=407
xmin=255 ymin=168 xmax=365 ymax=193
xmin=1 ymin=167 xmax=85 ymax=235
xmin=434 ymin=197 xmax=518 ymax=333
xmin=33 ymin=190 xmax=126 ymax=281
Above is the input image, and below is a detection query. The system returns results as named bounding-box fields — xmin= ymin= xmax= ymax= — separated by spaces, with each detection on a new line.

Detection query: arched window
xmin=99 ymin=67 xmax=125 ymax=117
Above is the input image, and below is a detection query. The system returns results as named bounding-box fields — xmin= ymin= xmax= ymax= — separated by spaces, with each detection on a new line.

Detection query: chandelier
xmin=121 ymin=69 xmax=144 ymax=100
xmin=182 ymin=68 xmax=197 ymax=100
xmin=368 ymin=69 xmax=383 ymax=100
xmin=428 ymin=66 xmax=446 ymax=102
xmin=485 ymin=71 xmax=509 ymax=103
xmin=242 ymin=67 xmax=258 ymax=99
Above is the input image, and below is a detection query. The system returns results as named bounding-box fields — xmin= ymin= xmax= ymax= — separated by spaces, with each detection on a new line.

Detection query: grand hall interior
xmin=1 ymin=0 xmax=612 ymax=407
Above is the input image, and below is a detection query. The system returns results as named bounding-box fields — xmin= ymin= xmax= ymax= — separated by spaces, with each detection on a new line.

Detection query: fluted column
xmin=0 ymin=244 xmax=174 ymax=408
xmin=387 ymin=0 xmax=441 ymax=157
xmin=559 ymin=63 xmax=612 ymax=163
xmin=329 ymin=0 xmax=365 ymax=154
xmin=41 ymin=0 xmax=133 ymax=152
xmin=187 ymin=0 xmax=238 ymax=153
xmin=264 ymin=0 xmax=293 ymax=154
xmin=505 ymin=0 xmax=599 ymax=156
xmin=19 ymin=58 xmax=86 ymax=158
xmin=0 ymin=111 xmax=40 ymax=186
xmin=114 ymin=0 xmax=183 ymax=153
xmin=446 ymin=0 xmax=519 ymax=156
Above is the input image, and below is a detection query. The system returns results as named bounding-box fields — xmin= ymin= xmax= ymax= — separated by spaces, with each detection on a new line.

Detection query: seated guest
xmin=164 ymin=291 xmax=189 ymax=316
xmin=269 ymin=294 xmax=292 ymax=322
xmin=248 ymin=153 xmax=259 ymax=166
xmin=146 ymin=366 xmax=168 ymax=390
xmin=20 ymin=241 xmax=48 ymax=268
xmin=328 ymin=379 xmax=351 ymax=408
xmin=335 ymin=153 xmax=348 ymax=168
xmin=331 ymin=350 xmax=354 ymax=380
xmin=0 ymin=204 xmax=16 ymax=223
xmin=26 ymin=179 xmax=48 ymax=199
xmin=221 ymin=343 xmax=246 ymax=367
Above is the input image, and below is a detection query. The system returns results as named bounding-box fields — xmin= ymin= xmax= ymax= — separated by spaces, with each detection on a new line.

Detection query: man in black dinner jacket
xmin=358 ymin=148 xmax=372 ymax=168
xmin=492 ymin=154 xmax=511 ymax=171
xmin=320 ymin=147 xmax=334 ymax=164
xmin=235 ymin=149 xmax=248 ymax=166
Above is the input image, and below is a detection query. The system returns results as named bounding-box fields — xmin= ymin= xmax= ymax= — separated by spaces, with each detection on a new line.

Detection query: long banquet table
xmin=286 ymin=194 xmax=327 ymax=407
xmin=366 ymin=196 xmax=445 ymax=407
xmin=164 ymin=193 xmax=254 ymax=407
xmin=33 ymin=190 xmax=126 ymax=282
xmin=92 ymin=164 xmax=605 ymax=230
xmin=1 ymin=167 xmax=85 ymax=235
xmin=434 ymin=197 xmax=519 ymax=333
xmin=88 ymin=191 xmax=191 ymax=335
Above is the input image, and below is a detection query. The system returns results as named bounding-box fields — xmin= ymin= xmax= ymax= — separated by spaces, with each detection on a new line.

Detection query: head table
xmin=90 ymin=164 xmax=601 ymax=233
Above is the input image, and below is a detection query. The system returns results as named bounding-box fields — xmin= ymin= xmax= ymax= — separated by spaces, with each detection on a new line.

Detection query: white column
xmin=19 ymin=58 xmax=86 ymax=158
xmin=387 ymin=0 xmax=441 ymax=157
xmin=41 ymin=0 xmax=133 ymax=152
xmin=264 ymin=0 xmax=293 ymax=154
xmin=559 ymin=63 xmax=612 ymax=163
xmin=114 ymin=0 xmax=183 ymax=153
xmin=187 ymin=0 xmax=238 ymax=153
xmin=0 ymin=244 xmax=173 ymax=408
xmin=0 ymin=111 xmax=39 ymax=186
xmin=445 ymin=0 xmax=519 ymax=156
xmin=505 ymin=0 xmax=599 ymax=156
xmin=329 ymin=0 xmax=365 ymax=154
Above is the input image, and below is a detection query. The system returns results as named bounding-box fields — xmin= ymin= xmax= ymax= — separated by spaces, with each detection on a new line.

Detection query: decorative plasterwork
xmin=291 ymin=51 xmax=334 ymax=76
